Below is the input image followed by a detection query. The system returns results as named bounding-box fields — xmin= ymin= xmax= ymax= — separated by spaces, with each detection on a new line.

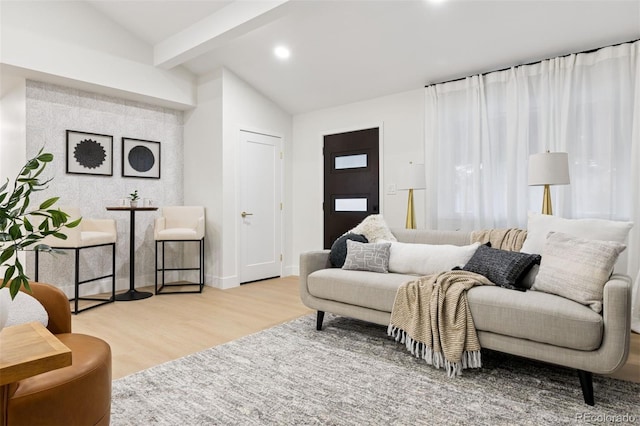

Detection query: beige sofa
xmin=299 ymin=228 xmax=632 ymax=406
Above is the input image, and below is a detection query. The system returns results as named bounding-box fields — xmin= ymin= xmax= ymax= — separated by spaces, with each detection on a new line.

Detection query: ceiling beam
xmin=154 ymin=0 xmax=291 ymax=69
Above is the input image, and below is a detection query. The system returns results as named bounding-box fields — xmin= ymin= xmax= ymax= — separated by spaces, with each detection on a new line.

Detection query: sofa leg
xmin=578 ymin=370 xmax=594 ymax=406
xmin=316 ymin=311 xmax=325 ymax=331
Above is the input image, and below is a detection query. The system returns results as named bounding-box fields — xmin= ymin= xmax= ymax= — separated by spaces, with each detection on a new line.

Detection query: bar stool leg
xmin=201 ymin=238 xmax=205 ymax=291
xmin=162 ymin=241 xmax=166 ymax=290
xmin=154 ymin=240 xmax=158 ymax=294
xmin=35 ymin=250 xmax=40 ymax=282
xmin=111 ymin=242 xmax=116 ymax=301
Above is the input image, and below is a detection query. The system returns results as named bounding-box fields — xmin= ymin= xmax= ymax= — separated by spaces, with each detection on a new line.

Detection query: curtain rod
xmin=424 ymin=38 xmax=640 ymax=88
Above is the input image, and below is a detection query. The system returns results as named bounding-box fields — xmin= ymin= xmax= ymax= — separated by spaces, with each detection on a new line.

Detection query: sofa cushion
xmin=532 ymin=232 xmax=626 ymax=313
xmin=462 ymin=244 xmax=541 ymax=291
xmin=468 ymin=286 xmax=603 ymax=351
xmin=307 ymin=267 xmax=604 ymax=351
xmin=329 ymin=233 xmax=368 ymax=268
xmin=308 ymin=269 xmax=411 ymax=312
xmin=342 ymin=240 xmax=391 ymax=273
xmin=388 ymin=241 xmax=481 ymax=276
xmin=520 ymin=212 xmax=632 ymax=255
xmin=392 ymin=228 xmax=471 ymax=246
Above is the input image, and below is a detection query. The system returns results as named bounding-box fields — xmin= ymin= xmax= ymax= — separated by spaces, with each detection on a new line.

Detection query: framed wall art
xmin=122 ymin=137 xmax=161 ymax=179
xmin=66 ymin=130 xmax=113 ymax=176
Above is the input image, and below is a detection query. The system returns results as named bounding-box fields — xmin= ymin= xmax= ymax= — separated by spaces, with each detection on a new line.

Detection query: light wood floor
xmin=72 ymin=276 xmax=312 ymax=379
xmin=72 ymin=276 xmax=640 ymax=383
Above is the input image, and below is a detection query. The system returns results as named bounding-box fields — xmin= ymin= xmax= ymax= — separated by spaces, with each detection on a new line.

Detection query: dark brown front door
xmin=323 ymin=127 xmax=379 ymax=248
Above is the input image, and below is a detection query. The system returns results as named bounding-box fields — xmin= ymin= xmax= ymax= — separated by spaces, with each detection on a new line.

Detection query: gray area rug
xmin=112 ymin=314 xmax=640 ymax=425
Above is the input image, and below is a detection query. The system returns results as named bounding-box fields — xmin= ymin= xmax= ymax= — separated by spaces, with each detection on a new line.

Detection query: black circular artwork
xmin=74 ymin=139 xmax=106 ymax=169
xmin=128 ymin=145 xmax=155 ymax=172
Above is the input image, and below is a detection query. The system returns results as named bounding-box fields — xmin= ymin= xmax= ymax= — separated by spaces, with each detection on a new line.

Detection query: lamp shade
xmin=528 ymin=152 xmax=570 ymax=186
xmin=397 ymin=163 xmax=426 ymax=190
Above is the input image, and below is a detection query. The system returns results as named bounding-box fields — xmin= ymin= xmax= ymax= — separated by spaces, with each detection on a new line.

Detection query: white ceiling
xmin=87 ymin=0 xmax=640 ymax=114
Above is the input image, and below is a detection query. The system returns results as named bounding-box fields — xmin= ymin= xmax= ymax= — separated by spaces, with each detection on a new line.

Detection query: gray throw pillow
xmin=462 ymin=244 xmax=541 ymax=291
xmin=342 ymin=240 xmax=391 ymax=273
xmin=329 ymin=233 xmax=368 ymax=267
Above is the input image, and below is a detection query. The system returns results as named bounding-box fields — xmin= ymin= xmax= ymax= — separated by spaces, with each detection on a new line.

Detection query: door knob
xmin=241 ymin=211 xmax=253 ymax=218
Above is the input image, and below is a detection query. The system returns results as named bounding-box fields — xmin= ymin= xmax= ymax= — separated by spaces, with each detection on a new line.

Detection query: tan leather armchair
xmin=1 ymin=282 xmax=112 ymax=426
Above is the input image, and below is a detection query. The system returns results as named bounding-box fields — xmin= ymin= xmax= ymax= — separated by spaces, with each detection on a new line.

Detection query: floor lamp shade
xmin=398 ymin=163 xmax=426 ymax=229
xmin=528 ymin=152 xmax=570 ymax=215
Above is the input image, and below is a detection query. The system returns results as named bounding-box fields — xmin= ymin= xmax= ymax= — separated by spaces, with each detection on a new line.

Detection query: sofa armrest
xmin=22 ymin=282 xmax=72 ymax=335
xmin=299 ymin=250 xmax=331 ymax=307
xmin=597 ymin=273 xmax=632 ymax=373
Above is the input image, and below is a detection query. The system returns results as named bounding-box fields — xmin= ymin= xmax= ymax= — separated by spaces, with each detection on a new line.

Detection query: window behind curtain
xmin=424 ymin=41 xmax=638 ymax=231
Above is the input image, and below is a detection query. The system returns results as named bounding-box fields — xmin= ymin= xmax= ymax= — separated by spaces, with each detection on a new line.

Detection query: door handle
xmin=241 ymin=211 xmax=253 ymax=218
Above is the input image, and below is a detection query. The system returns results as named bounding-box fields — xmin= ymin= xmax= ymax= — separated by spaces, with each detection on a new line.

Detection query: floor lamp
xmin=528 ymin=152 xmax=570 ymax=215
xmin=398 ymin=163 xmax=426 ymax=229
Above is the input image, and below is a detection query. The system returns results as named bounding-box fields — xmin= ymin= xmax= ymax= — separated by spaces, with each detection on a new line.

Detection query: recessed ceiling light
xmin=274 ymin=45 xmax=291 ymax=60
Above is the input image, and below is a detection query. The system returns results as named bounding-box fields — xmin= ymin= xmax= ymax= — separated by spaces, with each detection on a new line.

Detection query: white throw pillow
xmin=3 ymin=288 xmax=49 ymax=328
xmin=387 ymin=241 xmax=481 ymax=276
xmin=348 ymin=214 xmax=397 ymax=243
xmin=520 ymin=212 xmax=633 ymax=255
xmin=532 ymin=232 xmax=626 ymax=313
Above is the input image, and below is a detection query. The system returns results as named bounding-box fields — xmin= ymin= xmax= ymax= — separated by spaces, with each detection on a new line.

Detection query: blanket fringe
xmin=387 ymin=325 xmax=482 ymax=377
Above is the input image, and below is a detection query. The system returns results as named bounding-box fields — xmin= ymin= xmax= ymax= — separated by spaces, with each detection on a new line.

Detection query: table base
xmin=114 ymin=290 xmax=153 ymax=301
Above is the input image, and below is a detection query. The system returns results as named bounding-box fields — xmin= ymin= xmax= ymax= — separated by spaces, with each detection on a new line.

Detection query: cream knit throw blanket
xmin=470 ymin=228 xmax=527 ymax=251
xmin=388 ymin=270 xmax=494 ymax=377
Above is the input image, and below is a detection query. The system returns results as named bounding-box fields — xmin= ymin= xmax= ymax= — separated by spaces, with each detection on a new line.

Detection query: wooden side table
xmin=0 ymin=322 xmax=72 ymax=426
xmin=0 ymin=322 xmax=72 ymax=385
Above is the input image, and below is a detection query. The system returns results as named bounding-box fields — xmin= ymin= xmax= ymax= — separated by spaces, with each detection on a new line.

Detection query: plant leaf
xmin=37 ymin=153 xmax=54 ymax=162
xmin=23 ymin=217 xmax=33 ymax=232
xmin=0 ymin=246 xmax=15 ymax=265
xmin=66 ymin=218 xmax=82 ymax=228
xmin=39 ymin=197 xmax=59 ymax=210
xmin=2 ymin=265 xmax=15 ymax=285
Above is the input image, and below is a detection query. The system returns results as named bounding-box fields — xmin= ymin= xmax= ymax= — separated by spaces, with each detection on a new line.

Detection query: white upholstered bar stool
xmin=154 ymin=206 xmax=205 ymax=294
xmin=35 ymin=207 xmax=117 ymax=314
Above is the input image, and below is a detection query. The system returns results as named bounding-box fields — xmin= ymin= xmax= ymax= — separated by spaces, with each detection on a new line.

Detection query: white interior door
xmin=239 ymin=130 xmax=282 ymax=283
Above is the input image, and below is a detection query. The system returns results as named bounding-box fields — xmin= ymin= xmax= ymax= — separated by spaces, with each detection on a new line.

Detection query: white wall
xmin=290 ymin=88 xmax=425 ymax=273
xmin=0 ymin=71 xmax=27 ymax=276
xmin=0 ymin=72 xmax=26 ymax=185
xmin=183 ymin=71 xmax=223 ymax=287
xmin=220 ymin=69 xmax=293 ymax=286
xmin=183 ymin=68 xmax=292 ymax=289
xmin=0 ymin=1 xmax=196 ymax=109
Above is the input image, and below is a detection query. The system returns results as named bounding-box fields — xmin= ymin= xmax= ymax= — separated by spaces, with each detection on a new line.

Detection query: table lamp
xmin=528 ymin=151 xmax=570 ymax=215
xmin=398 ymin=163 xmax=426 ymax=229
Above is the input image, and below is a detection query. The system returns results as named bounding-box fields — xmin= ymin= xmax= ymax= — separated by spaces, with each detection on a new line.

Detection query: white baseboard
xmin=210 ymin=274 xmax=240 ymax=289
xmin=284 ymin=265 xmax=299 ymax=277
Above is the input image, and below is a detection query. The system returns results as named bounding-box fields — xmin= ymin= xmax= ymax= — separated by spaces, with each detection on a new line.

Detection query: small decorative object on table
xmin=128 ymin=190 xmax=140 ymax=207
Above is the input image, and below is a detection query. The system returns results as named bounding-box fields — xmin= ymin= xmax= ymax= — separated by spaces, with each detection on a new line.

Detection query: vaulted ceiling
xmin=86 ymin=1 xmax=640 ymax=114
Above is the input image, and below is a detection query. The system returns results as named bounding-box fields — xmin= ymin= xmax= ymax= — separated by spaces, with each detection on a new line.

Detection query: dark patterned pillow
xmin=329 ymin=233 xmax=369 ymax=267
xmin=462 ymin=244 xmax=541 ymax=291
xmin=342 ymin=240 xmax=391 ymax=273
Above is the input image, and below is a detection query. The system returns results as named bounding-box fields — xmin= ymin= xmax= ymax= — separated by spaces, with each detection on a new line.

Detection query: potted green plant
xmin=129 ymin=190 xmax=140 ymax=207
xmin=1 ymin=148 xmax=81 ymax=307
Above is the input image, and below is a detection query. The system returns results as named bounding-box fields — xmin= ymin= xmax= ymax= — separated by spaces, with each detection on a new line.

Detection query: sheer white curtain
xmin=424 ymin=41 xmax=640 ymax=332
